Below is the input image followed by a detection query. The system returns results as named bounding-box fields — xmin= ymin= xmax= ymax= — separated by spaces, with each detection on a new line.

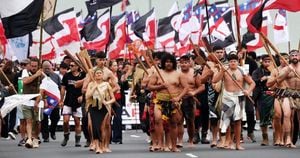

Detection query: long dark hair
xmin=160 ymin=53 xmax=177 ymax=70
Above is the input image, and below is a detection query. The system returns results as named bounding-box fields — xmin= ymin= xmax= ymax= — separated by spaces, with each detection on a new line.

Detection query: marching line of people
xmin=0 ymin=46 xmax=299 ymax=154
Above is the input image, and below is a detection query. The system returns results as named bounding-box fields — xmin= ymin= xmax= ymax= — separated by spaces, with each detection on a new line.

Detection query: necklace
xmin=230 ymin=69 xmax=237 ymax=80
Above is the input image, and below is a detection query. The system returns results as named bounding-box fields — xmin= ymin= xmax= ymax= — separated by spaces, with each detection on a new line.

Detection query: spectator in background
xmin=0 ymin=60 xmax=17 ymax=140
xmin=61 ymin=56 xmax=71 ymax=68
xmin=56 ymin=63 xmax=69 ymax=80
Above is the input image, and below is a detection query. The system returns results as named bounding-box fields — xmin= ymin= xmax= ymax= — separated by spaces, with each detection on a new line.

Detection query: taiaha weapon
xmin=260 ymin=32 xmax=300 ymax=79
xmin=189 ymin=38 xmax=211 ymax=68
xmin=261 ymin=36 xmax=278 ymax=71
xmin=63 ymin=50 xmax=87 ymax=72
xmin=128 ymin=44 xmax=149 ymax=75
xmin=0 ymin=69 xmax=17 ymax=94
xmin=77 ymin=49 xmax=121 ymax=109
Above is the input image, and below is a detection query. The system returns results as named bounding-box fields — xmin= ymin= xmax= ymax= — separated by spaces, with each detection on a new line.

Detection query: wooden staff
xmin=288 ymin=41 xmax=291 ymax=53
xmin=234 ymin=0 xmax=242 ymax=50
xmin=78 ymin=51 xmax=121 ymax=109
xmin=260 ymin=33 xmax=300 ymax=79
xmin=63 ymin=50 xmax=86 ymax=72
xmin=0 ymin=69 xmax=17 ymax=94
xmin=261 ymin=36 xmax=278 ymax=70
xmin=298 ymin=39 xmax=300 ymax=52
xmin=211 ymin=53 xmax=255 ymax=104
xmin=190 ymin=39 xmax=211 ymax=68
xmin=128 ymin=44 xmax=149 ymax=75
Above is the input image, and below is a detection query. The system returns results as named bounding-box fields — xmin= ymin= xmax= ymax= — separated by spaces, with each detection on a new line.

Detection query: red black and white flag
xmin=130 ymin=8 xmax=157 ymax=49
xmin=108 ymin=13 xmax=127 ymax=59
xmin=247 ymin=0 xmax=300 ymax=33
xmin=43 ymin=8 xmax=81 ymax=48
xmin=29 ymin=29 xmax=56 ymax=60
xmin=0 ymin=0 xmax=44 ymax=38
xmin=81 ymin=9 xmax=110 ymax=51
xmin=155 ymin=12 xmax=180 ymax=53
xmin=0 ymin=19 xmax=8 ymax=57
xmin=85 ymin=0 xmax=122 ymax=15
xmin=205 ymin=4 xmax=232 ymax=41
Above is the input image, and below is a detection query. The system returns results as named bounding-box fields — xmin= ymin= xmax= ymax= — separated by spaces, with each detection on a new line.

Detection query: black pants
xmin=245 ymin=97 xmax=256 ymax=135
xmin=293 ymin=112 xmax=299 ymax=145
xmin=81 ymin=105 xmax=90 ymax=142
xmin=197 ymin=93 xmax=209 ymax=134
xmin=111 ymin=100 xmax=123 ymax=142
xmin=41 ymin=108 xmax=60 ymax=139
xmin=1 ymin=108 xmax=16 ymax=138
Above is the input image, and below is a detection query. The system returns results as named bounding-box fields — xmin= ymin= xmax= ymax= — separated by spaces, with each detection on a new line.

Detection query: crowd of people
xmin=0 ymin=45 xmax=299 ymax=153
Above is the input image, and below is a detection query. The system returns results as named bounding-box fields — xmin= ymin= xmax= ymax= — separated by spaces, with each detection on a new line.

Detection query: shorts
xmin=22 ymin=106 xmax=44 ymax=121
xmin=17 ymin=105 xmax=24 ymax=119
xmin=62 ymin=105 xmax=82 ymax=118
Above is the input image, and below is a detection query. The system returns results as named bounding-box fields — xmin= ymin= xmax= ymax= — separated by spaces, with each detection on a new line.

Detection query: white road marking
xmin=186 ymin=153 xmax=198 ymax=158
xmin=130 ymin=135 xmax=140 ymax=138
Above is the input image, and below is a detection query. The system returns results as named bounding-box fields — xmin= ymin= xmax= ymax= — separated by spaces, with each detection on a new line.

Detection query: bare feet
xmin=103 ymin=148 xmax=112 ymax=153
xmin=95 ymin=148 xmax=103 ymax=154
xmin=236 ymin=145 xmax=245 ymax=150
xmin=171 ymin=147 xmax=181 ymax=152
xmin=163 ymin=147 xmax=171 ymax=152
xmin=176 ymin=143 xmax=183 ymax=148
xmin=285 ymin=143 xmax=296 ymax=148
xmin=89 ymin=144 xmax=95 ymax=151
xmin=211 ymin=141 xmax=217 ymax=148
xmin=187 ymin=142 xmax=195 ymax=148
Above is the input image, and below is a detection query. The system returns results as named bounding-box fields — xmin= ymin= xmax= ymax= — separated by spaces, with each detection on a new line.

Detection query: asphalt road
xmin=0 ymin=129 xmax=299 ymax=158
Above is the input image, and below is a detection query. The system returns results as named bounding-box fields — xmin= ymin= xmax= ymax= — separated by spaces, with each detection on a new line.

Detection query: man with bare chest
xmin=277 ymin=50 xmax=300 ymax=148
xmin=267 ymin=53 xmax=289 ymax=146
xmin=148 ymin=53 xmax=188 ymax=152
xmin=177 ymin=55 xmax=204 ymax=147
xmin=212 ymin=54 xmax=255 ymax=150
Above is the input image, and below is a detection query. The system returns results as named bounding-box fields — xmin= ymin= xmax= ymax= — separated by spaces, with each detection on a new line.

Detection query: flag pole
xmin=298 ymin=39 xmax=300 ymax=52
xmin=105 ymin=6 xmax=113 ymax=56
xmin=288 ymin=41 xmax=291 ymax=53
xmin=204 ymin=0 xmax=212 ymax=45
xmin=234 ymin=0 xmax=241 ymax=50
xmin=39 ymin=4 xmax=45 ymax=64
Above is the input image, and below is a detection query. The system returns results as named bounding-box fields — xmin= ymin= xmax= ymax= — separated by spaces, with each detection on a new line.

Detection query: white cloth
xmin=219 ymin=90 xmax=244 ymax=133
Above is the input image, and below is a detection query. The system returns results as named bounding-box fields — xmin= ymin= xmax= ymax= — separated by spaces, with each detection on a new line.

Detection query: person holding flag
xmin=40 ymin=61 xmax=61 ymax=143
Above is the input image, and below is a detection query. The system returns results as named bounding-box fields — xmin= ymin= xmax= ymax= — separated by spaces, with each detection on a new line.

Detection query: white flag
xmin=6 ymin=34 xmax=29 ymax=61
xmin=273 ymin=9 xmax=289 ymax=44
xmin=168 ymin=1 xmax=179 ymax=16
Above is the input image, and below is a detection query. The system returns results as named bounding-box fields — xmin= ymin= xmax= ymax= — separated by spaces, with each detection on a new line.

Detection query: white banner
xmin=122 ymin=90 xmax=140 ymax=124
xmin=1 ymin=94 xmax=39 ymax=118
